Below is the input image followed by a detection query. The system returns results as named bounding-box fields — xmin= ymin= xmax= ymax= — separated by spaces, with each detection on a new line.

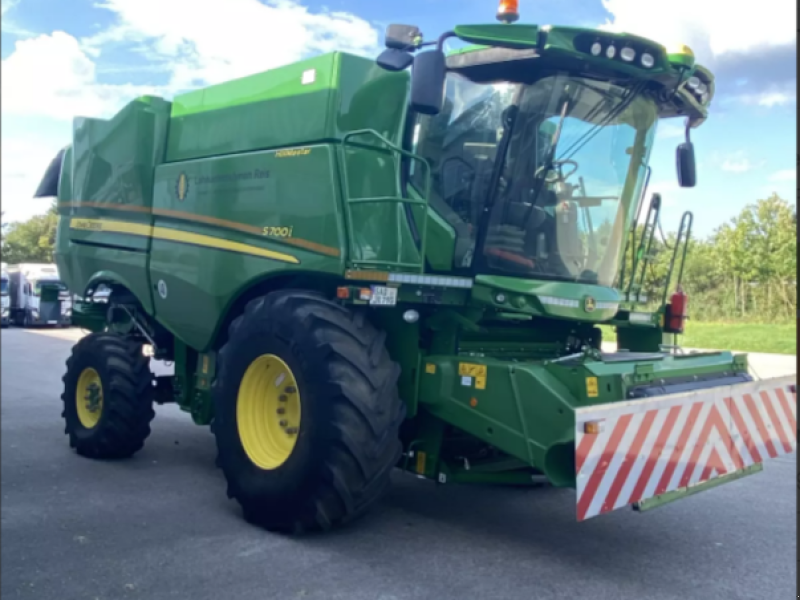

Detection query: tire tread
xmin=213 ymin=289 xmax=405 ymax=533
xmin=61 ymin=333 xmax=155 ymax=459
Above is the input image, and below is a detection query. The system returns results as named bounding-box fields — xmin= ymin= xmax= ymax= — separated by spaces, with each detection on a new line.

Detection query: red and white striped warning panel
xmin=575 ymin=375 xmax=796 ymax=521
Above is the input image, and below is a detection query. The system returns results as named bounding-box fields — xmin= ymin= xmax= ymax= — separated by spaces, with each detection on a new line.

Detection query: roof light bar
xmin=388 ymin=273 xmax=473 ymax=288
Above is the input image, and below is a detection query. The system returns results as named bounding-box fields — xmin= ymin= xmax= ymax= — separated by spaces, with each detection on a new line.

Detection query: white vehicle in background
xmin=7 ymin=263 xmax=72 ymax=327
xmin=89 ymin=284 xmax=111 ymax=303
xmin=1 ymin=263 xmax=9 ymax=327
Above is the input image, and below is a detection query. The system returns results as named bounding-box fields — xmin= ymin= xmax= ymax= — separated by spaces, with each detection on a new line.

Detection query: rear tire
xmin=61 ymin=332 xmax=156 ymax=459
xmin=212 ymin=290 xmax=405 ymax=533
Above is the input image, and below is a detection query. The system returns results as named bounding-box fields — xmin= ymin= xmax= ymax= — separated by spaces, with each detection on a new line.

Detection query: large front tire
xmin=212 ymin=290 xmax=404 ymax=533
xmin=61 ymin=333 xmax=156 ymax=459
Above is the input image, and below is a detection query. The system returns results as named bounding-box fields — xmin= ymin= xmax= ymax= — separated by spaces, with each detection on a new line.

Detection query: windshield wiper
xmin=540 ymin=96 xmax=571 ymax=175
xmin=558 ymin=82 xmax=646 ymax=163
xmin=520 ymin=96 xmax=570 ymax=226
xmin=471 ymin=85 xmax=526 ymax=271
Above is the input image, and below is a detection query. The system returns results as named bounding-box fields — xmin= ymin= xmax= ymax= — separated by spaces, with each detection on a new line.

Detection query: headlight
xmin=687 ymin=76 xmax=700 ymax=89
xmin=590 ymin=42 xmax=602 ymax=56
xmin=640 ymin=53 xmax=655 ymax=68
xmin=620 ymin=47 xmax=635 ymax=62
xmin=605 ymin=45 xmax=616 ymax=59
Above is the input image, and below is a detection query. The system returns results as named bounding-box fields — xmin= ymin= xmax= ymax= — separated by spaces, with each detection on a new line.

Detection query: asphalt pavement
xmin=1 ymin=327 xmax=796 ymax=600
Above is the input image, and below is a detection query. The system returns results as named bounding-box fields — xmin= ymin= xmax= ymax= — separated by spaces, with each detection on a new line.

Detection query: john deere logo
xmin=584 ymin=296 xmax=596 ymax=313
xmin=176 ymin=172 xmax=189 ymax=201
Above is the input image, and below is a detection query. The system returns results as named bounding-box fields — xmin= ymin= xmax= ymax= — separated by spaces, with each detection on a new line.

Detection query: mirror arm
xmin=436 ymin=31 xmax=457 ymax=51
xmin=683 ymin=117 xmax=692 ymax=144
xmin=389 ymin=31 xmax=451 ymax=55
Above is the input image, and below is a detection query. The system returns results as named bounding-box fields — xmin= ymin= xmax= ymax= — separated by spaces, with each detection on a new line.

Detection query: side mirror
xmin=410 ymin=50 xmax=446 ymax=115
xmin=385 ymin=24 xmax=422 ymax=50
xmin=376 ymin=48 xmax=414 ymax=72
xmin=676 ymin=142 xmax=696 ymax=188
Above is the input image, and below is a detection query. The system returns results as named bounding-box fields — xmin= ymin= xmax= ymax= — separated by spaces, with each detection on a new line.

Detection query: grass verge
xmin=600 ymin=321 xmax=796 ymax=355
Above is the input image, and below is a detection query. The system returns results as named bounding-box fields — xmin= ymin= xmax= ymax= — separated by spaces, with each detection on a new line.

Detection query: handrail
xmin=661 ymin=210 xmax=694 ymax=306
xmin=340 ymin=129 xmax=432 ymax=273
xmin=625 ymin=193 xmax=661 ymax=301
xmin=620 ymin=165 xmax=652 ymax=290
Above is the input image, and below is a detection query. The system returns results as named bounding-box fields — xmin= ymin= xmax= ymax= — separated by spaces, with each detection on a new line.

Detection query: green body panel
xmin=407 ymin=184 xmax=456 ymax=272
xmin=615 ymin=320 xmax=671 ymax=352
xmin=414 ymin=348 xmax=747 ymax=487
xmin=149 ymin=145 xmax=346 ymax=350
xmin=340 ymin=130 xmax=425 ymax=271
xmin=55 ymin=96 xmax=172 ymax=313
xmin=166 ymin=53 xmax=410 ymax=162
xmin=55 ymin=51 xmax=422 ymax=350
xmin=454 ymin=24 xmax=683 ymax=79
xmin=472 ymin=275 xmax=621 ymax=322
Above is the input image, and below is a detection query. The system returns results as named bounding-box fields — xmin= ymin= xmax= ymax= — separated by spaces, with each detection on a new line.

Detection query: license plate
xmin=369 ymin=285 xmax=397 ymax=306
xmin=47 ymin=320 xmax=57 ymax=324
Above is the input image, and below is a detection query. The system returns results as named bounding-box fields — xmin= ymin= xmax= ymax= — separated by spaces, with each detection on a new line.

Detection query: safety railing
xmin=661 ymin=210 xmax=694 ymax=306
xmin=623 ymin=192 xmax=661 ymax=304
xmin=340 ymin=129 xmax=431 ymax=273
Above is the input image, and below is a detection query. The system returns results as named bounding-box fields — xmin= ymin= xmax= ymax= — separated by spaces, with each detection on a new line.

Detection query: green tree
xmin=1 ymin=210 xmax=59 ymax=264
xmin=618 ymin=194 xmax=796 ymax=322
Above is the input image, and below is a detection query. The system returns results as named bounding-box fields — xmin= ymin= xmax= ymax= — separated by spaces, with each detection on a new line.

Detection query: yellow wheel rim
xmin=236 ymin=354 xmax=301 ymax=470
xmin=76 ymin=367 xmax=104 ymax=429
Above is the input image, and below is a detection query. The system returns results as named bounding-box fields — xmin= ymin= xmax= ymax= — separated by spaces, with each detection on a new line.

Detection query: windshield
xmin=1 ymin=279 xmax=7 ymax=295
xmin=32 ymin=280 xmax=68 ymax=296
xmin=410 ymin=71 xmax=657 ymax=286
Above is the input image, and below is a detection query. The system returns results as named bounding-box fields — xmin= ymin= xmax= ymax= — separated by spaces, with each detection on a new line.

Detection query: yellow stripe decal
xmin=60 ymin=202 xmax=341 ymax=257
xmin=71 ymin=218 xmax=152 ymax=236
xmin=70 ymin=218 xmax=300 ymax=264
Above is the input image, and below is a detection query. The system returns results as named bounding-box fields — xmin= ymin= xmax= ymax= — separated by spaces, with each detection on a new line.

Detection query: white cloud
xmin=600 ymin=0 xmax=796 ymax=57
xmin=708 ymin=150 xmax=765 ymax=174
xmin=1 ymin=0 xmax=381 ymax=223
xmin=720 ymin=157 xmax=764 ymax=173
xmin=721 ymin=158 xmax=752 ymax=173
xmin=85 ymin=0 xmax=380 ymax=91
xmin=768 ymin=169 xmax=796 ymax=182
xmin=2 ymin=31 xmax=159 ymax=121
xmin=1 ymin=0 xmax=17 ymax=13
xmin=1 ymin=0 xmax=35 ymax=37
xmin=600 ymin=0 xmax=797 ymax=108
xmin=0 ymin=126 xmax=72 ymax=223
xmin=739 ymin=89 xmax=797 ymax=108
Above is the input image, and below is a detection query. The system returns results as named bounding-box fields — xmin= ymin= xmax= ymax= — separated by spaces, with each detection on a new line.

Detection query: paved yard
xmin=1 ymin=327 xmax=796 ymax=600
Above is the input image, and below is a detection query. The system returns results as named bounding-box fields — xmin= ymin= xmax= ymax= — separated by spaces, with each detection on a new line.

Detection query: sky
xmin=1 ymin=0 xmax=796 ymax=238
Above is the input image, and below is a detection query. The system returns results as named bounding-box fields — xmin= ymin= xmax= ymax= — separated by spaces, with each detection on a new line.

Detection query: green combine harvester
xmin=37 ymin=2 xmax=795 ymax=533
